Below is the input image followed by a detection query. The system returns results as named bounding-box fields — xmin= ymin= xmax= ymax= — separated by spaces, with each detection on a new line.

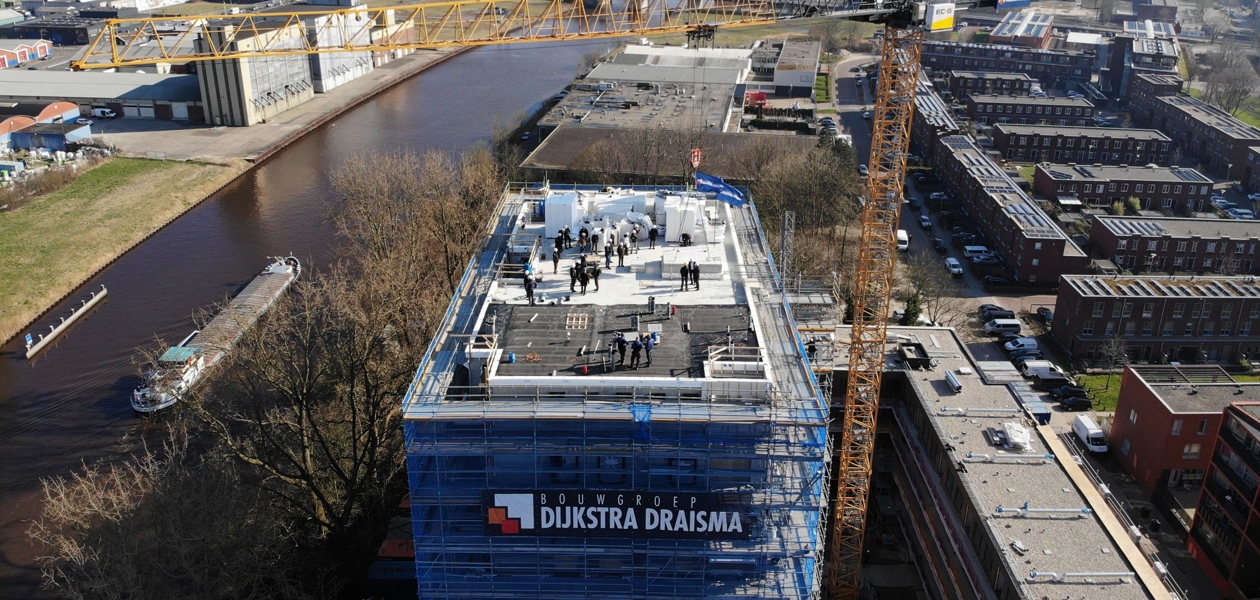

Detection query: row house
xmin=1090 ymin=216 xmax=1260 ymax=276
xmin=1127 ymin=73 xmax=1183 ymax=121
xmin=1052 ymin=274 xmax=1260 ymax=365
xmin=1032 ymin=163 xmax=1213 ymax=213
xmin=992 ymin=123 xmax=1171 ymax=165
xmin=944 ymin=70 xmax=1035 ymax=99
xmin=965 ymin=94 xmax=1096 ymax=126
xmin=934 ymin=135 xmax=1090 ymax=284
xmin=921 ymin=40 xmax=1095 ymax=87
xmin=1149 ymin=94 xmax=1260 ymax=179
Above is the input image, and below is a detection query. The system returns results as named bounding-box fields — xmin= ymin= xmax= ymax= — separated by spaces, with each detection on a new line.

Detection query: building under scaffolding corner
xmin=403 ymin=183 xmax=835 ymax=599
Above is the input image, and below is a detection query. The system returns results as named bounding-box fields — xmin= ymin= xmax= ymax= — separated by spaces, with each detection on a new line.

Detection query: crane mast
xmin=828 ymin=24 xmax=923 ymax=600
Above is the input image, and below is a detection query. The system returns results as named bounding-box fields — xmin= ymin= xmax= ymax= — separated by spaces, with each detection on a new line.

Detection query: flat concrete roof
xmin=538 ymin=81 xmax=735 ymax=132
xmin=1132 ymin=38 xmax=1178 ymax=58
xmin=1156 ymin=95 xmax=1260 ymax=141
xmin=1134 ymin=73 xmax=1183 ymax=87
xmin=949 ymin=70 xmax=1034 ymax=81
xmin=825 ymin=325 xmax=1156 ymax=600
xmin=995 ymin=123 xmax=1169 ymax=141
xmin=775 ymin=38 xmax=819 ymax=72
xmin=1036 ymin=163 xmax=1210 ymax=184
xmin=970 ymin=94 xmax=1095 ymax=107
xmin=1061 ymin=274 xmax=1260 ymax=299
xmin=0 ymin=70 xmax=200 ymax=103
xmin=17 ymin=121 xmax=87 ymax=134
xmin=1130 ymin=366 xmax=1256 ymax=413
xmin=992 ymin=10 xmax=1053 ymax=40
xmin=1093 ymin=216 xmax=1260 ymax=240
xmin=522 ymin=125 xmax=817 ymax=180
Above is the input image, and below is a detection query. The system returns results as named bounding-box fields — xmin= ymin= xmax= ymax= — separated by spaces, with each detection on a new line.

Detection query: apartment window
xmin=1204 ymin=322 xmax=1215 ymax=336
xmin=1202 ymin=185 xmax=1210 ymax=195
xmin=1163 ymin=198 xmax=1174 ymax=209
xmin=1093 ymin=302 xmax=1105 ymax=317
xmin=1174 ymin=257 xmax=1184 ymax=267
xmin=1207 ymin=242 xmax=1217 ymax=253
xmin=1135 ymin=184 xmax=1145 ymax=193
xmin=1199 ymin=419 xmax=1210 ymax=435
xmin=1082 ymin=320 xmax=1095 ymax=335
xmin=1175 ymin=185 xmax=1183 ymax=193
xmin=1142 ymin=322 xmax=1153 ymax=336
xmin=1177 ymin=241 xmax=1188 ymax=252
xmin=1185 ymin=323 xmax=1195 ymax=336
xmin=1109 ymin=182 xmax=1117 ymax=192
xmin=1163 ymin=323 xmax=1174 ymax=336
xmin=1192 ymin=303 xmax=1203 ymax=319
xmin=1191 ymin=241 xmax=1199 ymax=252
xmin=1112 ymin=303 xmax=1122 ymax=318
xmin=1032 ymin=258 xmax=1040 ymax=266
xmin=1034 ymin=242 xmax=1042 ymax=250
xmin=1243 ymin=322 xmax=1253 ymax=336
xmin=1183 ymin=443 xmax=1202 ymax=460
xmin=1238 ymin=243 xmax=1247 ymax=255
xmin=1172 ymin=419 xmax=1184 ymax=435
xmin=1142 ymin=302 xmax=1154 ymax=318
xmin=1222 ymin=325 xmax=1232 ymax=337
xmin=1122 ymin=183 xmax=1130 ymax=192
xmin=1251 ymin=306 xmax=1260 ymax=319
xmin=1117 ymin=240 xmax=1128 ymax=250
xmin=1129 ymin=409 xmax=1138 ymax=425
xmin=1105 ymin=321 xmax=1116 ymax=336
xmin=1147 ymin=240 xmax=1158 ymax=252
xmin=1122 ymin=437 xmax=1131 ymax=456
xmin=1222 ymin=304 xmax=1233 ymax=319
xmin=1019 ymin=136 xmax=1027 ymax=145
xmin=1161 ymin=184 xmax=1170 ymax=193
xmin=1204 ymin=258 xmax=1214 ymax=268
xmin=1174 ymin=302 xmax=1185 ymax=318
xmin=1124 ymin=322 xmax=1136 ymax=336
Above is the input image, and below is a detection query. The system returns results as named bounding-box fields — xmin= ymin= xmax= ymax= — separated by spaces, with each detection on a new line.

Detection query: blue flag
xmin=695 ymin=172 xmax=747 ymax=207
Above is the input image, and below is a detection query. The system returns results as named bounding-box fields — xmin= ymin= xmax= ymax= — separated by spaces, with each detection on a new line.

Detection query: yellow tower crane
xmin=71 ymin=1 xmax=985 ymax=597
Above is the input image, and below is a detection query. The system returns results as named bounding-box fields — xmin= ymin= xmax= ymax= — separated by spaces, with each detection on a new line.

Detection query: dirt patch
xmin=0 ymin=157 xmax=249 ymax=344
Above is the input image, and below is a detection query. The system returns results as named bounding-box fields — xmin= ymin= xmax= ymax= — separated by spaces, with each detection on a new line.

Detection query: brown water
xmin=0 ymin=41 xmax=598 ymax=595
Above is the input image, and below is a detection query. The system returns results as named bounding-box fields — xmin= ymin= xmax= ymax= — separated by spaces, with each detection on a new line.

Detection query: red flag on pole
xmin=690 ymin=148 xmax=702 ymax=169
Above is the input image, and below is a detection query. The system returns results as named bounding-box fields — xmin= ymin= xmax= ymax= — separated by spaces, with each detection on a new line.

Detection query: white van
xmin=90 ymin=108 xmax=117 ymax=118
xmin=984 ymin=318 xmax=1022 ymax=334
xmin=1073 ymin=415 xmax=1108 ymax=454
xmin=963 ymin=245 xmax=992 ymax=259
xmin=896 ymin=229 xmax=910 ymax=251
xmin=944 ymin=257 xmax=963 ymax=276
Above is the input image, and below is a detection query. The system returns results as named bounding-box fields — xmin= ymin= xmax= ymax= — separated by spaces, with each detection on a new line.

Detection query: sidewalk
xmin=96 ymin=47 xmax=470 ymax=163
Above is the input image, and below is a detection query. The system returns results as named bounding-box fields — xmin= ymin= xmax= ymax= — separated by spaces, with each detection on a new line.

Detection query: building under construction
xmin=403 ymin=183 xmax=834 ymax=598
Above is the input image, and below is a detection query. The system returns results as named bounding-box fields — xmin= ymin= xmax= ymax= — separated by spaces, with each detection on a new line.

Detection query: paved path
xmin=96 ymin=48 xmax=468 ymax=163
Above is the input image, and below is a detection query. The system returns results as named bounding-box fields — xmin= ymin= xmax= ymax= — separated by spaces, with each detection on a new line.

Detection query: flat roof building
xmin=921 ymin=40 xmax=1095 ymax=86
xmin=1190 ymin=401 xmax=1260 ymax=599
xmin=403 ymin=183 xmax=831 ymax=599
xmin=0 ymin=16 xmax=100 ymax=46
xmin=944 ymin=70 xmax=1035 ymax=100
xmin=989 ymin=10 xmax=1054 ymax=48
xmin=1127 ymin=73 xmax=1182 ymax=119
xmin=935 ymin=135 xmax=1090 ymax=284
xmin=1032 ymin=163 xmax=1212 ymax=214
xmin=0 ymin=69 xmax=203 ymax=121
xmin=1051 ymin=274 xmax=1260 ymax=364
xmin=1089 ymin=216 xmax=1260 ymax=276
xmin=911 ymin=75 xmax=960 ymax=164
xmin=1149 ymin=95 xmax=1260 ymax=179
xmin=992 ymin=124 xmax=1171 ymax=166
xmin=965 ymin=94 xmax=1097 ymax=126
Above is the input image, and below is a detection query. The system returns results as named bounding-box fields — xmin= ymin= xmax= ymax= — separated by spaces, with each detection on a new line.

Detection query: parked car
xmin=820 ymin=117 xmax=836 ymax=127
xmin=1247 ymin=192 xmax=1260 ymax=203
xmin=982 ymin=309 xmax=1016 ymax=321
xmin=971 ymin=255 xmax=1003 ymax=266
xmin=929 ymin=192 xmax=951 ymax=201
xmin=1211 ymin=198 xmax=1237 ymax=210
xmin=932 ymin=238 xmax=947 ymax=253
xmin=1004 ymin=337 xmax=1039 ymax=352
xmin=1009 ymin=348 xmax=1044 ymax=361
xmin=984 ymin=275 xmax=1015 ymax=285
xmin=996 ymin=332 xmax=1022 ymax=344
xmin=1058 ymin=396 xmax=1093 ymax=411
xmin=919 ymin=215 xmax=932 ymax=229
xmin=978 ymin=304 xmax=1007 ymax=315
xmin=862 ymin=111 xmax=871 ymax=119
xmin=858 ymin=164 xmax=869 ymax=176
xmin=908 ymin=199 xmax=922 ymax=211
xmin=1036 ymin=307 xmax=1054 ymax=324
xmin=945 ymin=257 xmax=963 ymax=276
xmin=76 ymin=119 xmax=94 ymax=126
xmin=1050 ymin=385 xmax=1089 ymax=400
xmin=1226 ymin=208 xmax=1256 ymax=220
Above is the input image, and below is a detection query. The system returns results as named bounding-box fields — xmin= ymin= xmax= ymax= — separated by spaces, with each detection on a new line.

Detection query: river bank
xmin=0 ymin=47 xmax=476 ymax=347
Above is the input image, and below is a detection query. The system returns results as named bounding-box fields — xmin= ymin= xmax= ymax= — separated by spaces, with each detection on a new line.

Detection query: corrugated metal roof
xmin=0 ymin=70 xmax=200 ymax=102
xmin=587 ymin=63 xmax=744 ymax=85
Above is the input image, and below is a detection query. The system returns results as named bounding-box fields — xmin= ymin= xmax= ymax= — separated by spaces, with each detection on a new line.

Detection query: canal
xmin=0 ymin=41 xmax=598 ymax=594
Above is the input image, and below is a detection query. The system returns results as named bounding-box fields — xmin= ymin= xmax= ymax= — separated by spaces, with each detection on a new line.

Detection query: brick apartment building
xmin=1150 ymin=94 xmax=1260 ymax=179
xmin=992 ymin=123 xmax=1171 ymax=165
xmin=989 ymin=10 xmax=1054 ymax=49
xmin=1110 ymin=365 xmax=1247 ymax=497
xmin=945 ymin=70 xmax=1035 ymax=99
xmin=1127 ymin=73 xmax=1183 ymax=120
xmin=911 ymin=76 xmax=961 ymax=165
xmin=921 ymin=40 xmax=1095 ymax=87
xmin=1089 ymin=216 xmax=1260 ymax=275
xmin=1051 ymin=274 xmax=1260 ymax=364
xmin=965 ymin=94 xmax=1096 ymax=126
xmin=934 ymin=135 xmax=1089 ymax=284
xmin=1243 ymin=146 xmax=1260 ymax=193
xmin=1189 ymin=401 xmax=1260 ymax=600
xmin=1106 ymin=37 xmax=1180 ymax=98
xmin=1032 ymin=163 xmax=1212 ymax=213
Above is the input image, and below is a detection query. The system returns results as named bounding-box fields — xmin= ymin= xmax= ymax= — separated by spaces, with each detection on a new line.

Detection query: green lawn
xmin=1076 ymin=374 xmax=1122 ymax=412
xmin=1235 ymin=374 xmax=1260 ymax=383
xmin=1186 ymin=88 xmax=1260 ymax=127
xmin=1017 ymin=165 xmax=1035 ymax=183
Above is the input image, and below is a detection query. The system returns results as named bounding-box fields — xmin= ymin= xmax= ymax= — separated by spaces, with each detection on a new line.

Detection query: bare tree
xmin=1203 ymin=12 xmax=1231 ymax=44
xmin=809 ymin=21 xmax=844 ymax=54
xmin=1097 ymin=333 xmax=1130 ymax=390
xmin=1204 ymin=43 xmax=1260 ymax=115
xmin=903 ymin=251 xmax=968 ymax=327
xmin=29 ymin=431 xmax=318 ymax=600
xmin=1182 ymin=49 xmax=1201 ymax=86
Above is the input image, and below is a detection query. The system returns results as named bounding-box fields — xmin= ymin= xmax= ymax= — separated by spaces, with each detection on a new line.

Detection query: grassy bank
xmin=0 ymin=157 xmax=248 ymax=343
